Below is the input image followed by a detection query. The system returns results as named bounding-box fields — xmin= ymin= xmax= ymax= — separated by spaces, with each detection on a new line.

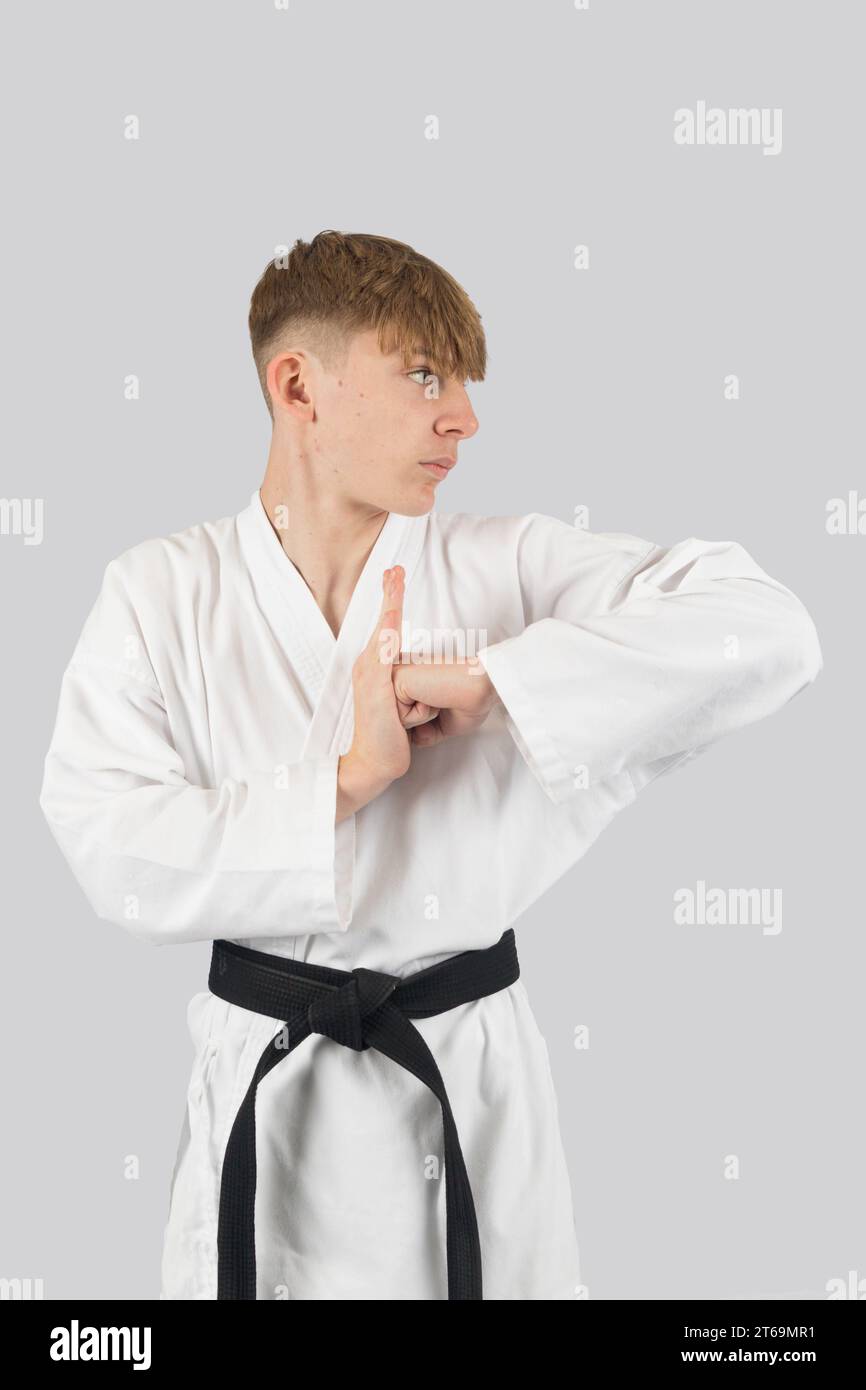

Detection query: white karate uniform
xmin=38 ymin=487 xmax=823 ymax=1300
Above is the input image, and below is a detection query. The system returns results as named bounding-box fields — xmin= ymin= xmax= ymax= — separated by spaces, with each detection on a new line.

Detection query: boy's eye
xmin=408 ymin=366 xmax=437 ymax=385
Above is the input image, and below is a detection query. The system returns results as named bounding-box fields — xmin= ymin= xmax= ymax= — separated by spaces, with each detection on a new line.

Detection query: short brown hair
xmin=248 ymin=231 xmax=487 ymax=418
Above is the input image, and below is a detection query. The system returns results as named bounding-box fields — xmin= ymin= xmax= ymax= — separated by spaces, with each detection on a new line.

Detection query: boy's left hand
xmin=391 ymin=656 xmax=500 ymax=745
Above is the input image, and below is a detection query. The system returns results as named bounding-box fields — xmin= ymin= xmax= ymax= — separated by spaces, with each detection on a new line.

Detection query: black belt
xmin=207 ymin=928 xmax=520 ymax=1300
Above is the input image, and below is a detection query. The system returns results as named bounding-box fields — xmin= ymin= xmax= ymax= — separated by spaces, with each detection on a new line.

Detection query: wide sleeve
xmin=476 ymin=517 xmax=823 ymax=805
xmin=38 ymin=561 xmax=356 ymax=945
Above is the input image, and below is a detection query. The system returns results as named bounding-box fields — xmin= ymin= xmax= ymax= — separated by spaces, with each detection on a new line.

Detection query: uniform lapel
xmin=236 ymin=487 xmax=429 ymax=758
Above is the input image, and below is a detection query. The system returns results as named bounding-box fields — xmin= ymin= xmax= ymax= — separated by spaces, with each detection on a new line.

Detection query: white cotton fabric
xmin=39 ymin=488 xmax=823 ymax=1299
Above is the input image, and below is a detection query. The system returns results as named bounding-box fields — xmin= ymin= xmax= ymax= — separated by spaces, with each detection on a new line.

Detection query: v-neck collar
xmin=236 ymin=486 xmax=429 ymax=756
xmin=248 ymin=486 xmax=407 ymax=668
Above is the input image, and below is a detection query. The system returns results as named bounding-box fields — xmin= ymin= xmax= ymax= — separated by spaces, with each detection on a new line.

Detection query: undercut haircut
xmin=248 ymin=231 xmax=487 ymax=418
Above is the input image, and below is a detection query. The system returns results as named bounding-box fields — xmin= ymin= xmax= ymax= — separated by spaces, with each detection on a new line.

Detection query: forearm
xmin=336 ymin=751 xmax=395 ymax=823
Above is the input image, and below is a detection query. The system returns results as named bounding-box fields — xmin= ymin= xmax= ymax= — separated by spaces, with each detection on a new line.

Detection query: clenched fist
xmin=392 ymin=654 xmax=500 ymax=746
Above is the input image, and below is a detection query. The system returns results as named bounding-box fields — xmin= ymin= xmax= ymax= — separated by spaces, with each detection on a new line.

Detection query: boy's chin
xmin=385 ymin=486 xmax=438 ymax=518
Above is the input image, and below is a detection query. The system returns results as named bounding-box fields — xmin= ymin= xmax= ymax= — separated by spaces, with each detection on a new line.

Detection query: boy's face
xmin=274 ymin=327 xmax=479 ymax=516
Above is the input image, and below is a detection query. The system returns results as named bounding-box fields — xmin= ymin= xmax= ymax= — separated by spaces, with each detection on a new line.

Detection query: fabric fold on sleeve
xmin=38 ymin=572 xmax=356 ymax=944
xmin=477 ymin=533 xmax=823 ymax=805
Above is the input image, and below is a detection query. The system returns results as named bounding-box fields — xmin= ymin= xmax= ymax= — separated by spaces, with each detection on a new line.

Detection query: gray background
xmin=1 ymin=0 xmax=861 ymax=1300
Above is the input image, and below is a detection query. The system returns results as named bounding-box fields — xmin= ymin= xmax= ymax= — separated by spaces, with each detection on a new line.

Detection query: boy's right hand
xmin=337 ymin=566 xmax=413 ymax=819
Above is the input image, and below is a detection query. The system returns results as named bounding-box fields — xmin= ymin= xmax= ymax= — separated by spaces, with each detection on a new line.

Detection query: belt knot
xmin=307 ymin=967 xmax=400 ymax=1052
